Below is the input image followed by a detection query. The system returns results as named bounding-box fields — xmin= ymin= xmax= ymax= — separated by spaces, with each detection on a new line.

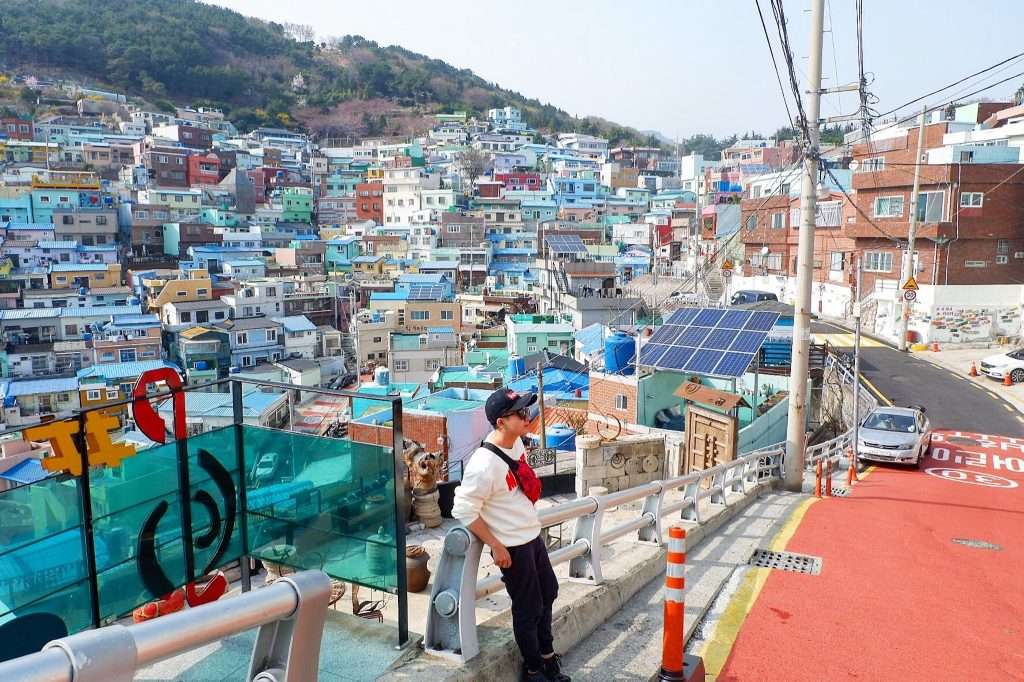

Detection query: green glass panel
xmin=241 ymin=425 xmax=399 ymax=591
xmin=0 ymin=476 xmax=88 ymax=619
xmin=0 ymin=578 xmax=94 ymax=636
xmin=187 ymin=427 xmax=243 ymax=576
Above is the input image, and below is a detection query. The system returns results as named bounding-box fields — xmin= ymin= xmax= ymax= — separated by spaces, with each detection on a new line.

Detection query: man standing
xmin=452 ymin=388 xmax=570 ymax=682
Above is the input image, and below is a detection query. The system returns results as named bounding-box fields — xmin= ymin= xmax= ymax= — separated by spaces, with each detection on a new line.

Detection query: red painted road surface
xmin=719 ymin=430 xmax=1024 ymax=681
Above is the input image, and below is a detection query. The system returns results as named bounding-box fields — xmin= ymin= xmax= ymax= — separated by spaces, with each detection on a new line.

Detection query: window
xmin=267 ymin=330 xmax=277 ymax=343
xmin=425 ymin=359 xmax=441 ymax=371
xmin=859 ymin=157 xmax=885 ymax=173
xmin=830 ymin=252 xmax=845 ymax=272
xmin=60 ymin=253 xmax=70 ymax=262
xmin=997 ymin=255 xmax=1009 ymax=265
xmin=964 ymin=260 xmax=986 ymax=268
xmin=440 ymin=310 xmax=454 ymax=321
xmin=197 ymin=288 xmax=208 ymax=296
xmin=766 ymin=254 xmax=783 ymax=270
xmin=64 ymin=324 xmax=78 ymax=336
xmin=237 ymin=332 xmax=248 ymax=345
xmin=864 ymin=251 xmax=893 ymax=272
xmin=527 ymin=344 xmax=538 ymax=352
xmin=745 ymin=215 xmax=757 ymax=231
xmin=771 ymin=212 xmax=785 ymax=229
xmin=196 ymin=310 xmax=209 ymax=323
xmin=372 ymin=336 xmax=383 ymax=344
xmin=214 ymin=311 xmax=225 ymax=320
xmin=394 ymin=359 xmax=410 ymax=371
xmin=241 ymin=355 xmax=253 ymax=367
xmin=86 ymin=389 xmax=101 ymax=401
xmin=62 ymin=215 xmax=74 ymax=225
xmin=180 ymin=312 xmax=192 ymax=322
xmin=95 ymin=216 xmax=107 ymax=225
xmin=916 ymin=191 xmax=945 ymax=222
xmin=447 ymin=225 xmax=461 ymax=233
xmin=960 ymin=192 xmax=983 ymax=207
xmin=615 ymin=394 xmax=628 ymax=410
xmin=105 ymin=389 xmax=119 ymax=400
xmin=56 ymin=276 xmax=67 ymax=284
xmin=873 ymin=196 xmax=904 ymax=218
xmin=411 ymin=310 xmax=429 ymax=321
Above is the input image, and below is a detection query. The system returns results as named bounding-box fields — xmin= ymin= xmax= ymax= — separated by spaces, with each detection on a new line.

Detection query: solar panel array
xmin=544 ymin=234 xmax=588 ymax=254
xmin=407 ymin=285 xmax=447 ymax=300
xmin=637 ymin=307 xmax=781 ymax=378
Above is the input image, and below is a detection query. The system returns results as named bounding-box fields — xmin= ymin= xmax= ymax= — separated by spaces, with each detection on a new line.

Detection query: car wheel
xmin=1011 ymin=368 xmax=1024 ymax=384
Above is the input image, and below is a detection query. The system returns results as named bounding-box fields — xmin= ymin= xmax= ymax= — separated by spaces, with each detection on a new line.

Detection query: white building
xmin=273 ymin=315 xmax=318 ymax=360
xmin=382 ymin=167 xmax=441 ymax=225
xmin=487 ymin=106 xmax=527 ymax=132
xmin=557 ymin=133 xmax=609 ymax=158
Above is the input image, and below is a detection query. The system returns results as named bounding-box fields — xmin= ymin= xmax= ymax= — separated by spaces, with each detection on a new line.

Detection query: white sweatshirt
xmin=451 ymin=436 xmax=542 ymax=548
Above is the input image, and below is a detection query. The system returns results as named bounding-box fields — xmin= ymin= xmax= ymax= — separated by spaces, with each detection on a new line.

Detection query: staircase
xmin=702 ymin=268 xmax=725 ymax=302
xmin=340 ymin=333 xmax=358 ymax=371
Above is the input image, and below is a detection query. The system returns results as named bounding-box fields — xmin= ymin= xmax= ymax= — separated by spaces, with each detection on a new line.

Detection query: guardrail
xmin=0 ymin=570 xmax=332 ymax=682
xmin=805 ymin=354 xmax=879 ymax=469
xmin=424 ymin=448 xmax=784 ymax=662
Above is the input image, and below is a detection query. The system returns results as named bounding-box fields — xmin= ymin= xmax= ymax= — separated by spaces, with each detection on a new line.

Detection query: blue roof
xmin=418 ymin=260 xmax=458 ymax=269
xmin=36 ymin=241 xmax=77 ymax=249
xmin=110 ymin=314 xmax=160 ymax=326
xmin=61 ymin=305 xmax=143 ymax=318
xmin=4 ymin=222 xmax=54 ymax=230
xmin=78 ymin=245 xmax=118 ymax=252
xmin=426 ymin=326 xmax=456 ymax=334
xmin=398 ymin=273 xmax=446 ymax=284
xmin=0 ymin=458 xmax=49 ymax=485
xmin=370 ymin=292 xmax=409 ymax=301
xmin=489 ymin=262 xmax=532 ymax=273
xmin=50 ymin=263 xmax=110 ymax=272
xmin=78 ymin=360 xmax=178 ymax=382
xmin=158 ymin=388 xmax=285 ymax=418
xmin=1 ymin=377 xmax=79 ymax=396
xmin=272 ymin=315 xmax=316 ymax=333
xmin=0 ymin=309 xmax=61 ymax=321
xmin=352 ymin=255 xmax=384 ymax=264
xmin=224 ymin=259 xmax=266 ymax=267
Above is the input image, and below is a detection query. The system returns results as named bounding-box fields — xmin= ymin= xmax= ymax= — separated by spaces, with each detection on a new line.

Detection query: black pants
xmin=498 ymin=535 xmax=559 ymax=672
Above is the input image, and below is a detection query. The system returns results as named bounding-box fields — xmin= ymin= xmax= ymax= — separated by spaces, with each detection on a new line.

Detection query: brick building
xmin=187 ymin=153 xmax=221 ymax=186
xmin=355 ymin=182 xmax=383 ymax=223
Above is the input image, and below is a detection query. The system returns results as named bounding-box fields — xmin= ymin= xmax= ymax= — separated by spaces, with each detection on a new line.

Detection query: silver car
xmin=856 ymin=406 xmax=932 ymax=467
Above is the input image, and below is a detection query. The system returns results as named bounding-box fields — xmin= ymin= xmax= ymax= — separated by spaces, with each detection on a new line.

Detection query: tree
xmin=18 ymin=86 xmax=36 ymax=104
xmin=461 ymin=148 xmax=491 ymax=187
xmin=1016 ymin=83 xmax=1024 ymax=106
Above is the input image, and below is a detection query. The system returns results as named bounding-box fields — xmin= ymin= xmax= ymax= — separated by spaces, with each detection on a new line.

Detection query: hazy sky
xmin=211 ymin=0 xmax=1024 ymax=138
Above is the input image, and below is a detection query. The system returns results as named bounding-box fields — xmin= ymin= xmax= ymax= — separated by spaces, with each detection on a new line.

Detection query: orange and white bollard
xmin=815 ymin=460 xmax=823 ymax=498
xmin=969 ymin=362 xmax=979 ymax=377
xmin=659 ymin=526 xmax=704 ymax=681
xmin=931 ymin=341 xmax=941 ymax=352
xmin=846 ymin=447 xmax=858 ymax=486
xmin=825 ymin=460 xmax=833 ymax=497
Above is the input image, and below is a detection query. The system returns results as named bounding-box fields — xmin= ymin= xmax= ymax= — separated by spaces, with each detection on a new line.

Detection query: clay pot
xmin=405 ymin=545 xmax=431 ymax=593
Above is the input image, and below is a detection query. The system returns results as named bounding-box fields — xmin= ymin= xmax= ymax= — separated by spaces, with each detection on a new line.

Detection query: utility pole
xmin=536 ymin=361 xmax=547 ymax=449
xmin=897 ymin=106 xmax=928 ymax=352
xmin=783 ymin=0 xmax=825 ymax=492
xmin=851 ymin=256 xmax=863 ymax=470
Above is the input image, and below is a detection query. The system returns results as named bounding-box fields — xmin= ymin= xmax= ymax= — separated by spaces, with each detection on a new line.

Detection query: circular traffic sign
xmin=924 ymin=467 xmax=1018 ymax=488
xmin=903 ymin=289 xmax=917 ymax=302
xmin=721 ymin=269 xmax=733 ymax=278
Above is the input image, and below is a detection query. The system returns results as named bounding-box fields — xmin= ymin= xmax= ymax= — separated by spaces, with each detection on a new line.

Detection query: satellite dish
xmin=760 ymin=246 xmax=770 ymax=255
xmin=848 ymin=159 xmax=860 ymax=171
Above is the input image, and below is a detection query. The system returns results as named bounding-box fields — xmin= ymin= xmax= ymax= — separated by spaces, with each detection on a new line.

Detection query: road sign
xmin=903 ymin=289 xmax=917 ymax=302
xmin=721 ymin=259 xmax=734 ymax=270
xmin=721 ymin=268 xmax=733 ymax=278
xmin=902 ymin=276 xmax=919 ymax=291
xmin=925 ymin=467 xmax=1018 ymax=488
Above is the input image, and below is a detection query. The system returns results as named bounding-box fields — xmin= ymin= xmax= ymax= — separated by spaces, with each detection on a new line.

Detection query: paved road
xmin=715 ymin=431 xmax=1024 ymax=681
xmin=813 ymin=320 xmax=1024 ymax=438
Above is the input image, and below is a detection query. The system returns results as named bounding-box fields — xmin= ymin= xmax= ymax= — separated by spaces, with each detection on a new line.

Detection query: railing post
xmin=425 ymin=527 xmax=484 ymax=662
xmin=681 ymin=477 xmax=701 ymax=523
xmin=232 ymin=379 xmax=251 ymax=592
xmin=709 ymin=466 xmax=726 ymax=507
xmin=568 ymin=496 xmax=605 ymax=584
xmin=638 ymin=481 xmax=665 ymax=545
xmin=390 ymin=397 xmax=409 ymax=647
xmin=247 ymin=571 xmax=331 ymax=682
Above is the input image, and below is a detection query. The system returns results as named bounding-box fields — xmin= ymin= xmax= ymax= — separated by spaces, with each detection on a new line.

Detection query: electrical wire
xmin=754 ymin=0 xmax=797 ymax=130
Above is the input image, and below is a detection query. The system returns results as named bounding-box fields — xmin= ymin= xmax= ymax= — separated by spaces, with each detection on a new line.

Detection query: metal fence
xmin=0 ymin=570 xmax=332 ymax=682
xmin=424 ymin=448 xmax=784 ymax=662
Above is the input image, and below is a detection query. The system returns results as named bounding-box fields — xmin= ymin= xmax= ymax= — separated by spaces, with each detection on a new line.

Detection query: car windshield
xmin=863 ymin=412 xmax=917 ymax=433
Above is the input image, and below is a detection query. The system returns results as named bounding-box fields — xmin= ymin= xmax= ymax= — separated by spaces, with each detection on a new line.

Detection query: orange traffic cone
xmin=931 ymin=341 xmax=940 ymax=352
xmin=1005 ymin=372 xmax=1014 ymax=387
xmin=969 ymin=362 xmax=978 ymax=377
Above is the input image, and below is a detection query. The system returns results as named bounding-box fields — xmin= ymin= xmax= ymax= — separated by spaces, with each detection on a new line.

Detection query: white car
xmin=980 ymin=349 xmax=1024 ymax=383
xmin=856 ymin=406 xmax=932 ymax=468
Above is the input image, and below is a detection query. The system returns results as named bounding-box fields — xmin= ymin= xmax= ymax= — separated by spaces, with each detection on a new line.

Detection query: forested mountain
xmin=0 ymin=0 xmax=657 ymax=143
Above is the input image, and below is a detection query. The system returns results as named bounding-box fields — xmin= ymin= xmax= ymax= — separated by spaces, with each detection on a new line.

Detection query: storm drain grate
xmin=830 ymin=487 xmax=850 ymax=497
xmin=748 ymin=549 xmax=822 ymax=575
xmin=948 ymin=437 xmax=980 ymax=446
xmin=952 ymin=538 xmax=1002 ymax=551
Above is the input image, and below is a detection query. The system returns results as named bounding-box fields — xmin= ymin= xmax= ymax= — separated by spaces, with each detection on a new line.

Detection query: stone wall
xmin=574 ymin=433 xmax=666 ymax=497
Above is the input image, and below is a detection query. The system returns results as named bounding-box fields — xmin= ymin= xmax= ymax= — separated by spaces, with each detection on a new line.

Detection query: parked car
xmin=251 ymin=452 xmax=280 ymax=482
xmin=856 ymin=406 xmax=932 ymax=467
xmin=730 ymin=290 xmax=779 ymax=305
xmin=979 ymin=348 xmax=1024 ymax=383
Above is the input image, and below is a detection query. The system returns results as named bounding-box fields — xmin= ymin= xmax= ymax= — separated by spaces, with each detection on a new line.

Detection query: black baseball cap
xmin=485 ymin=388 xmax=537 ymax=426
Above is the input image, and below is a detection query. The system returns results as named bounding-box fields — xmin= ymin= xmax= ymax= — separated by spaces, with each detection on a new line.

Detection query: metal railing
xmin=804 ymin=354 xmax=879 ymax=469
xmin=0 ymin=570 xmax=332 ymax=682
xmin=424 ymin=448 xmax=784 ymax=662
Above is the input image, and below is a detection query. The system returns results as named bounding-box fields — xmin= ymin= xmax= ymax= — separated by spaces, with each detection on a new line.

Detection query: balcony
xmin=0 ymin=376 xmax=410 ymax=674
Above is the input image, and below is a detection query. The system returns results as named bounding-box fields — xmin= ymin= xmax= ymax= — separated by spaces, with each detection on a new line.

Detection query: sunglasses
xmin=500 ymin=408 xmax=530 ymax=421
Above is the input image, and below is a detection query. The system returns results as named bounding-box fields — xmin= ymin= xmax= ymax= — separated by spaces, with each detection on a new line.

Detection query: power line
xmin=754 ymin=0 xmax=796 ymax=130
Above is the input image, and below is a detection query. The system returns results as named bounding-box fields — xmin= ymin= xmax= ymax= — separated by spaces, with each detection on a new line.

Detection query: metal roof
xmin=158 ymin=389 xmax=286 ymax=418
xmin=50 ymin=263 xmax=111 ymax=272
xmin=272 ymin=315 xmax=316 ymax=333
xmin=0 ymin=309 xmax=61 ymax=320
xmin=77 ymin=360 xmax=179 ymax=381
xmin=2 ymin=377 xmax=79 ymax=396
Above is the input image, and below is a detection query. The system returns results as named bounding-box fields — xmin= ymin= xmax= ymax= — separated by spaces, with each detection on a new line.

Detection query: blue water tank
xmin=78 ymin=287 xmax=88 ymax=295
xmin=195 ymin=360 xmax=209 ymax=370
xmin=546 ymin=424 xmax=576 ymax=452
xmin=508 ymin=354 xmax=526 ymax=379
xmin=82 ymin=332 xmax=93 ymax=342
xmin=604 ymin=332 xmax=636 ymax=375
xmin=375 ymin=366 xmax=391 ymax=386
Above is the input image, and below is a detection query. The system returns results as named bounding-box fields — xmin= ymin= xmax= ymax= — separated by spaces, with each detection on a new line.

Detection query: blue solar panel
xmin=638 ymin=343 xmax=670 ymax=365
xmin=730 ymin=331 xmax=767 ymax=353
xmin=703 ymin=328 xmax=739 ymax=350
xmin=544 ymin=234 xmax=588 ymax=254
xmin=667 ymin=308 xmax=700 ymax=326
xmin=408 ymin=285 xmax=446 ymax=300
xmin=719 ymin=310 xmax=753 ymax=329
xmin=677 ymin=326 xmax=713 ymax=348
xmin=744 ymin=311 xmax=779 ymax=332
xmin=714 ymin=352 xmax=755 ymax=377
xmin=657 ymin=346 xmax=696 ymax=370
xmin=693 ymin=308 xmax=726 ymax=326
xmin=638 ymin=307 xmax=780 ymax=377
xmin=683 ymin=349 xmax=724 ymax=374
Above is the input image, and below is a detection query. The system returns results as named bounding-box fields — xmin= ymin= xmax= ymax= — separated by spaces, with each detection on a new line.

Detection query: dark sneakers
xmin=522 ymin=669 xmax=548 ymax=682
xmin=542 ymin=654 xmax=571 ymax=682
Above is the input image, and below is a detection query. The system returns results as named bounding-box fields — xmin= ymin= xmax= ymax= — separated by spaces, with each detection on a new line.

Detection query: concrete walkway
xmin=559 ymin=490 xmax=807 ymax=681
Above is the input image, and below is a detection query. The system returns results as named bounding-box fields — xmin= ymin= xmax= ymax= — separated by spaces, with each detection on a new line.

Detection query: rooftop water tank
xmin=604 ymin=331 xmax=636 ymax=375
xmin=546 ymin=424 xmax=576 ymax=452
xmin=229 ymin=366 xmax=240 ymax=374
xmin=508 ymin=354 xmax=526 ymax=379
xmin=375 ymin=366 xmax=391 ymax=386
